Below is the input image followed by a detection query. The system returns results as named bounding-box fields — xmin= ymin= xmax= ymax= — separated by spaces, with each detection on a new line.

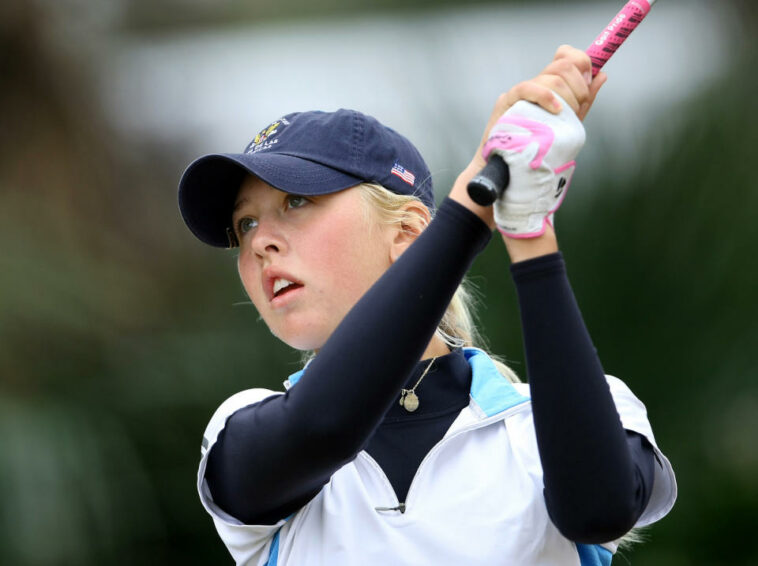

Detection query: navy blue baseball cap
xmin=178 ymin=109 xmax=434 ymax=248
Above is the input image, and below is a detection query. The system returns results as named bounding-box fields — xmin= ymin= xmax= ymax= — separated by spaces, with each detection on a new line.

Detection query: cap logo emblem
xmin=245 ymin=117 xmax=290 ymax=154
xmin=390 ymin=162 xmax=416 ymax=186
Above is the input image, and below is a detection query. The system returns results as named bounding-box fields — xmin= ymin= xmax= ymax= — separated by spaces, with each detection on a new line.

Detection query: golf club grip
xmin=467 ymin=154 xmax=510 ymax=206
xmin=466 ymin=0 xmax=655 ymax=207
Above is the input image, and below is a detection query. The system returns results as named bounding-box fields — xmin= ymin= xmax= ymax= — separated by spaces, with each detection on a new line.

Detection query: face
xmin=233 ymin=176 xmax=395 ymax=350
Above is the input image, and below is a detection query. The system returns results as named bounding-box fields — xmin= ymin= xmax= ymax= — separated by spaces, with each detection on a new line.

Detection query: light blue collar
xmin=285 ymin=364 xmax=307 ymax=389
xmin=464 ymin=348 xmax=530 ymax=417
xmin=285 ymin=348 xmax=528 ymax=418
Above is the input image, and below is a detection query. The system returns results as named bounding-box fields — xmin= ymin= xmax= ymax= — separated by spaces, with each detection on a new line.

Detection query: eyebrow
xmin=233 ymin=197 xmax=248 ymax=213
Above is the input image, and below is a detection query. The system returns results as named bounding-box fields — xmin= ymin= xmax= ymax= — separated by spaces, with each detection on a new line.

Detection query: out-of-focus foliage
xmin=0 ymin=0 xmax=755 ymax=564
xmin=120 ymin=0 xmax=580 ymax=31
xmin=1 ymin=2 xmax=297 ymax=563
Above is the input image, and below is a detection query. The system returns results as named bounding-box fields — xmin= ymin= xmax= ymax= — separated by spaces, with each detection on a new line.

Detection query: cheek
xmin=237 ymin=255 xmax=264 ymax=307
xmin=311 ymin=217 xmax=391 ymax=301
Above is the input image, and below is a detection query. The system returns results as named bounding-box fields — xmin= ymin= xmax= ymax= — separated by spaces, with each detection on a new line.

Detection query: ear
xmin=389 ymin=201 xmax=432 ymax=263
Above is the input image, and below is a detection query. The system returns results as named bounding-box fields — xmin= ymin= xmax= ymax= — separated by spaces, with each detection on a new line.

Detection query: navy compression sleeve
xmin=205 ymin=198 xmax=491 ymax=524
xmin=207 ymin=201 xmax=656 ymax=537
xmin=511 ymin=253 xmax=655 ymax=543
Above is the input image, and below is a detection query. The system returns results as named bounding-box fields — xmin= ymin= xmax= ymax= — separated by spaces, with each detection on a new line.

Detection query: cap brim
xmin=178 ymin=152 xmax=364 ymax=247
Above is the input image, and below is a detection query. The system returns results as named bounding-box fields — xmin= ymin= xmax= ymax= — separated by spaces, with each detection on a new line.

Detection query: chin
xmin=273 ymin=326 xmax=329 ymax=352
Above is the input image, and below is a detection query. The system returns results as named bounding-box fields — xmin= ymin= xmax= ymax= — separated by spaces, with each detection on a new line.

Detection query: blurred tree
xmin=0 ymin=1 xmax=294 ymax=563
xmin=118 ymin=0 xmax=595 ymax=31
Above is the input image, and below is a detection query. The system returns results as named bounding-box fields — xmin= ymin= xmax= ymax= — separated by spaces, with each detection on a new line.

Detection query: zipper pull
xmin=374 ymin=502 xmax=406 ymax=513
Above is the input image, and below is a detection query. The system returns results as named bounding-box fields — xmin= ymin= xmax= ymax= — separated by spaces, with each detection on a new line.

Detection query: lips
xmin=263 ymin=268 xmax=304 ymax=303
xmin=273 ymin=278 xmax=303 ymax=298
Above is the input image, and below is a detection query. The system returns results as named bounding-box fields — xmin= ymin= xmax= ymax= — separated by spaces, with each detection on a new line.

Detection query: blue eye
xmin=287 ymin=195 xmax=308 ymax=209
xmin=237 ymin=217 xmax=258 ymax=235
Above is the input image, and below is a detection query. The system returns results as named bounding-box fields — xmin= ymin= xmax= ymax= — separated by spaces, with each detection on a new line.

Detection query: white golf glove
xmin=482 ymin=93 xmax=586 ymax=238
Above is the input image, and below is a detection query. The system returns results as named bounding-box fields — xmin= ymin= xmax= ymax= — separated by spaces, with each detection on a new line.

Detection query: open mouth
xmin=272 ymin=278 xmax=303 ymax=299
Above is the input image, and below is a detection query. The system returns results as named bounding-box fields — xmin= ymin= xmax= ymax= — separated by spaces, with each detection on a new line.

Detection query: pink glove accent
xmin=482 ymin=117 xmax=555 ymax=171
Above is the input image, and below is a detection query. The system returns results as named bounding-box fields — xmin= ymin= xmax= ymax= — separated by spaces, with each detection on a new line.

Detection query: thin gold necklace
xmin=399 ymin=357 xmax=437 ymax=413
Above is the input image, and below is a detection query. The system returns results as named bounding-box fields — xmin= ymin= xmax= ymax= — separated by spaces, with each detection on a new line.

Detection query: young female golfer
xmin=178 ymin=45 xmax=676 ymax=565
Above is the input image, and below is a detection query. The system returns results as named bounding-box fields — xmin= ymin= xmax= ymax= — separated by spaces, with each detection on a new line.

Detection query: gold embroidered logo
xmin=245 ymin=117 xmax=290 ymax=154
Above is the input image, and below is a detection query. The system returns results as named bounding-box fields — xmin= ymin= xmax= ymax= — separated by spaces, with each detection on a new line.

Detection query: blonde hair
xmin=357 ymin=182 xmax=520 ymax=384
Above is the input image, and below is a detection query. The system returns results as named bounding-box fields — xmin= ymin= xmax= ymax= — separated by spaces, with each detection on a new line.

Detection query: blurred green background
xmin=1 ymin=0 xmax=756 ymax=564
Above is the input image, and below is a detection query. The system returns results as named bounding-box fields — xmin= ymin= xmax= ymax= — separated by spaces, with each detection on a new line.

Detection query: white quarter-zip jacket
xmin=197 ymin=348 xmax=676 ymax=566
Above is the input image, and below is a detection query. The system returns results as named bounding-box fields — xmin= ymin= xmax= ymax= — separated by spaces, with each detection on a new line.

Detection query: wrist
xmin=450 ymin=162 xmax=496 ymax=230
xmin=502 ymin=225 xmax=559 ymax=263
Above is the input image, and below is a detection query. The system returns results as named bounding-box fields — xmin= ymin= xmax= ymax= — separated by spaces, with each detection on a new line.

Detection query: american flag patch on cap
xmin=390 ymin=162 xmax=416 ymax=186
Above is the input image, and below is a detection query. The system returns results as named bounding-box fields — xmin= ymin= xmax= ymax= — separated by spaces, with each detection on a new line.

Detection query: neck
xmin=313 ymin=333 xmax=452 ymax=360
xmin=421 ymin=333 xmax=452 ymax=360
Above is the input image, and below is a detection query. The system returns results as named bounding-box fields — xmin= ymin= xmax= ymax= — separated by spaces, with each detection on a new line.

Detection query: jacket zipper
xmin=368 ymin=401 xmax=531 ymax=514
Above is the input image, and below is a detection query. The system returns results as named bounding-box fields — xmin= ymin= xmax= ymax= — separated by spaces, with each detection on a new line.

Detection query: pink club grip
xmin=467 ymin=0 xmax=657 ymax=206
xmin=586 ymin=0 xmax=654 ymax=76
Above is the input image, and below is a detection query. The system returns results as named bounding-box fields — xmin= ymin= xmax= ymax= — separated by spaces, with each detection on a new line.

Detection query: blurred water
xmin=97 ymin=0 xmax=734 ymax=190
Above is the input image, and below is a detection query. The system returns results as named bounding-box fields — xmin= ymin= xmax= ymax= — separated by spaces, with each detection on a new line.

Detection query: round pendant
xmin=401 ymin=391 xmax=419 ymax=412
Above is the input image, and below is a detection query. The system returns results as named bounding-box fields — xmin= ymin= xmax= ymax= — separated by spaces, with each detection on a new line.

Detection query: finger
xmin=537 ymin=66 xmax=589 ymax=112
xmin=553 ymin=44 xmax=593 ymax=83
xmin=505 ymin=82 xmax=564 ymax=113
xmin=545 ymin=54 xmax=596 ymax=102
xmin=560 ymin=59 xmax=592 ymax=103
xmin=478 ymin=82 xmax=560 ymax=150
xmin=577 ymin=71 xmax=608 ymax=121
xmin=588 ymin=71 xmax=608 ymax=100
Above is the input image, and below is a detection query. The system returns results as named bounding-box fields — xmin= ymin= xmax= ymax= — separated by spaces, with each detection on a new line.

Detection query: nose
xmin=249 ymin=216 xmax=287 ymax=258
